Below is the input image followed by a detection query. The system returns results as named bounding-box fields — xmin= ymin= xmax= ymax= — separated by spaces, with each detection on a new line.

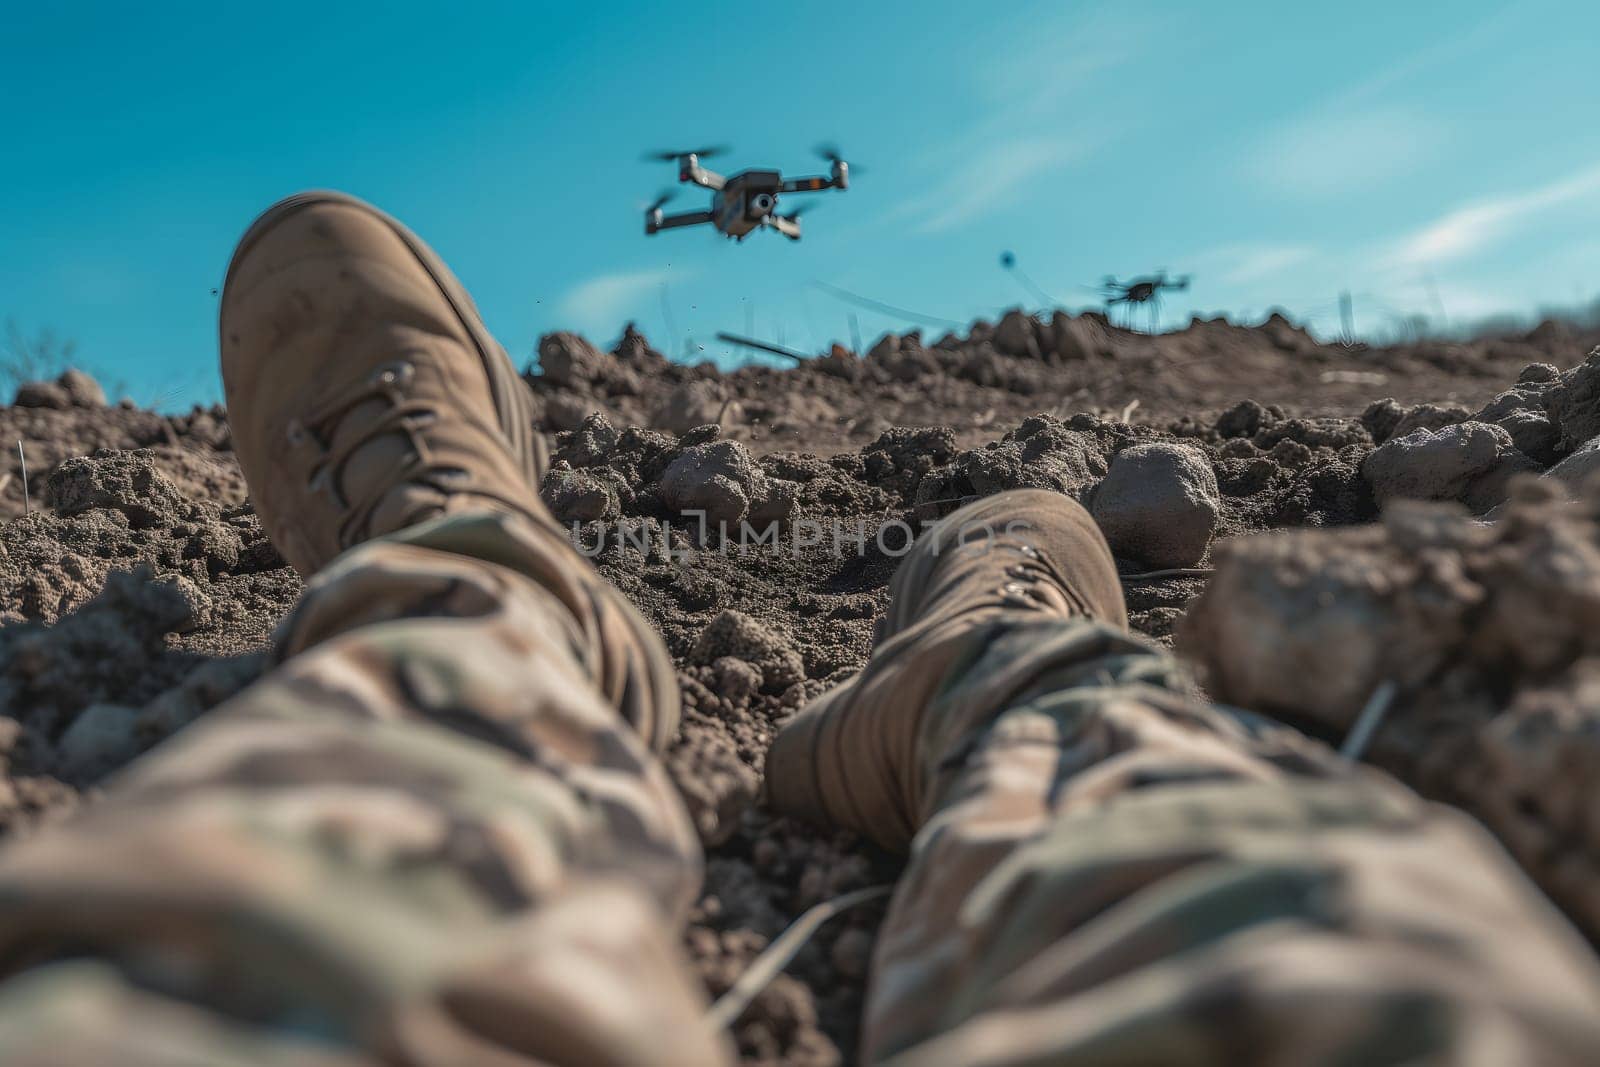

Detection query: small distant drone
xmin=641 ymin=144 xmax=852 ymax=241
xmin=1097 ymin=272 xmax=1191 ymax=330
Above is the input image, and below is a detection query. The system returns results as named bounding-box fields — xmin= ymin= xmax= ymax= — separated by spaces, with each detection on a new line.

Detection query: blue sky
xmin=3 ymin=0 xmax=1599 ymax=407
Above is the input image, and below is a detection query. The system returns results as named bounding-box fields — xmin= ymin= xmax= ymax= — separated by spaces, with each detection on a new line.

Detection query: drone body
xmin=642 ymin=145 xmax=851 ymax=242
xmin=1098 ymin=271 xmax=1191 ymax=330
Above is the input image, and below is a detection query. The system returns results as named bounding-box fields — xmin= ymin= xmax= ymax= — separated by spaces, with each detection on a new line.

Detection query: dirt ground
xmin=3 ymin=309 xmax=1600 ymax=1064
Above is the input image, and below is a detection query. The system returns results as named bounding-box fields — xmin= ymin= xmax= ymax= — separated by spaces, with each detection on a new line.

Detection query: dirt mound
xmin=1182 ymin=479 xmax=1600 ymax=939
xmin=5 ymin=324 xmax=1600 ymax=1064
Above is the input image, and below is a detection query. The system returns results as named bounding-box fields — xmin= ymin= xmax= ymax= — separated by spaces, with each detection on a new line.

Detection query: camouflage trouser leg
xmin=863 ymin=615 xmax=1600 ymax=1065
xmin=0 ymin=511 xmax=729 ymax=1066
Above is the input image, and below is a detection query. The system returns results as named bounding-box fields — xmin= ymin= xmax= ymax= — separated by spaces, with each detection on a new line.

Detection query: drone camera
xmin=751 ymin=192 xmax=775 ymax=214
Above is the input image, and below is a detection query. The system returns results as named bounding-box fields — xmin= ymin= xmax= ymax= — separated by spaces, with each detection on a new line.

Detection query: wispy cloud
xmin=558 ymin=267 xmax=686 ymax=334
xmin=979 ymin=6 xmax=1145 ymax=121
xmin=1248 ymin=108 xmax=1447 ymax=197
xmin=902 ymin=137 xmax=1088 ymax=235
xmin=892 ymin=3 xmax=1134 ymax=235
xmin=1195 ymin=242 xmax=1317 ymax=285
xmin=1246 ymin=5 xmax=1518 ymax=198
xmin=1386 ymin=160 xmax=1600 ymax=268
xmin=1323 ymin=3 xmax=1524 ymax=111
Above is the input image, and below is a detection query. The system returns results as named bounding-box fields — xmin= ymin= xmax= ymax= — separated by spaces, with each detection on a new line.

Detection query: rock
xmin=46 ymin=450 xmax=194 ymax=528
xmin=541 ymin=468 xmax=621 ymax=523
xmin=690 ymin=609 xmax=805 ymax=692
xmin=1518 ymin=362 xmax=1560 ymax=385
xmin=1360 ymin=398 xmax=1406 ymax=444
xmin=663 ymin=725 xmax=758 ymax=847
xmin=1047 ymin=311 xmax=1099 ymax=362
xmin=560 ymin=412 xmax=621 ymax=467
xmin=12 ymin=380 xmax=71 ymax=409
xmin=611 ymin=323 xmax=671 ymax=371
xmin=1472 ymin=384 xmax=1560 ymax=464
xmin=993 ymin=309 xmax=1042 ymax=360
xmin=1494 ymin=408 xmax=1560 ymax=465
xmin=712 ymin=656 xmax=763 ymax=707
xmin=1363 ymin=422 xmax=1531 ymax=513
xmin=651 ymin=380 xmax=740 ymax=436
xmin=659 ymin=440 xmax=769 ymax=530
xmin=148 ymin=573 xmax=209 ymax=632
xmin=1176 ymin=490 xmax=1600 ymax=938
xmin=816 ymin=344 xmax=861 ymax=381
xmin=55 ymin=702 xmax=141 ymax=782
xmin=58 ymin=369 xmax=106 ymax=407
xmin=1389 ymin=402 xmax=1470 ymax=440
xmin=914 ymin=416 xmax=1107 ymax=516
xmin=1177 ymin=513 xmax=1460 ymax=733
xmin=537 ymin=332 xmax=608 ymax=388
xmin=1217 ymin=400 xmax=1274 ymax=440
xmin=866 ymin=333 xmax=901 ymax=362
xmin=1538 ymin=436 xmax=1600 ymax=500
xmin=1543 ymin=347 xmax=1600 ymax=451
xmin=1090 ymin=442 xmax=1220 ymax=568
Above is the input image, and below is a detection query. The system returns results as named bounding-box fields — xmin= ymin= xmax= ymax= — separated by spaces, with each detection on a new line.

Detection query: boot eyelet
xmin=371 ymin=360 xmax=416 ymax=388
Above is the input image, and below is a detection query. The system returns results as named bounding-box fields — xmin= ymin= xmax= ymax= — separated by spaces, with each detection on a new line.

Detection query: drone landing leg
xmin=766 ymin=215 xmax=802 ymax=241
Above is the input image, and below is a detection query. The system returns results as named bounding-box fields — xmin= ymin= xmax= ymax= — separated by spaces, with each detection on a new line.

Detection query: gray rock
xmin=12 ymin=380 xmax=72 ymax=409
xmin=1473 ymin=383 xmax=1560 ymax=463
xmin=1389 ymin=402 xmax=1470 ymax=440
xmin=1540 ymin=436 xmax=1600 ymax=499
xmin=1363 ymin=421 xmax=1530 ymax=512
xmin=1047 ymin=311 xmax=1099 ymax=362
xmin=1543 ymin=347 xmax=1600 ymax=450
xmin=1090 ymin=442 xmax=1220 ymax=569
xmin=46 ymin=451 xmax=192 ymax=528
xmin=56 ymin=703 xmax=141 ymax=782
xmin=993 ymin=309 xmax=1042 ymax=359
xmin=541 ymin=468 xmax=621 ymax=523
xmin=659 ymin=440 xmax=769 ymax=529
xmin=690 ymin=609 xmax=805 ymax=692
xmin=537 ymin=332 xmax=608 ymax=388
xmin=58 ymin=369 xmax=106 ymax=407
xmin=913 ymin=416 xmax=1106 ymax=515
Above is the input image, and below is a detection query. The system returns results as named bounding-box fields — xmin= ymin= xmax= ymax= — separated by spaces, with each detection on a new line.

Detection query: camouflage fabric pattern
xmin=840 ymin=612 xmax=1600 ymax=1065
xmin=0 ymin=509 xmax=729 ymax=1066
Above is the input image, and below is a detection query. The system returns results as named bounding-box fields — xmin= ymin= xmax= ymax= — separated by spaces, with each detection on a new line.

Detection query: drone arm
xmin=646 ymin=210 xmax=714 ymax=235
xmin=681 ymin=159 xmax=726 ymax=190
xmin=779 ymin=174 xmax=841 ymax=193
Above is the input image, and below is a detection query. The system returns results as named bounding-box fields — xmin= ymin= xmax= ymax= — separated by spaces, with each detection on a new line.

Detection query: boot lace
xmin=283 ymin=359 xmax=482 ymax=550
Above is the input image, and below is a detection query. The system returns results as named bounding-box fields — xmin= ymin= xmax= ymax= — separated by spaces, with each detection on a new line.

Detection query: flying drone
xmin=641 ymin=144 xmax=853 ymax=242
xmin=1097 ymin=271 xmax=1191 ymax=330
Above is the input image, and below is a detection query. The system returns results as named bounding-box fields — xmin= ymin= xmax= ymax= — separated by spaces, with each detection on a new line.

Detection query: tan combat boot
xmin=221 ymin=191 xmax=678 ymax=746
xmin=765 ymin=489 xmax=1127 ymax=850
xmin=221 ymin=190 xmax=549 ymax=571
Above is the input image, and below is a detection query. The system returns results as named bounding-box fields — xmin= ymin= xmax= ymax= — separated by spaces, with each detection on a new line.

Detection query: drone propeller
xmin=642 ymin=188 xmax=677 ymax=213
xmin=814 ymin=142 xmax=865 ymax=176
xmin=642 ymin=145 xmax=729 ymax=162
